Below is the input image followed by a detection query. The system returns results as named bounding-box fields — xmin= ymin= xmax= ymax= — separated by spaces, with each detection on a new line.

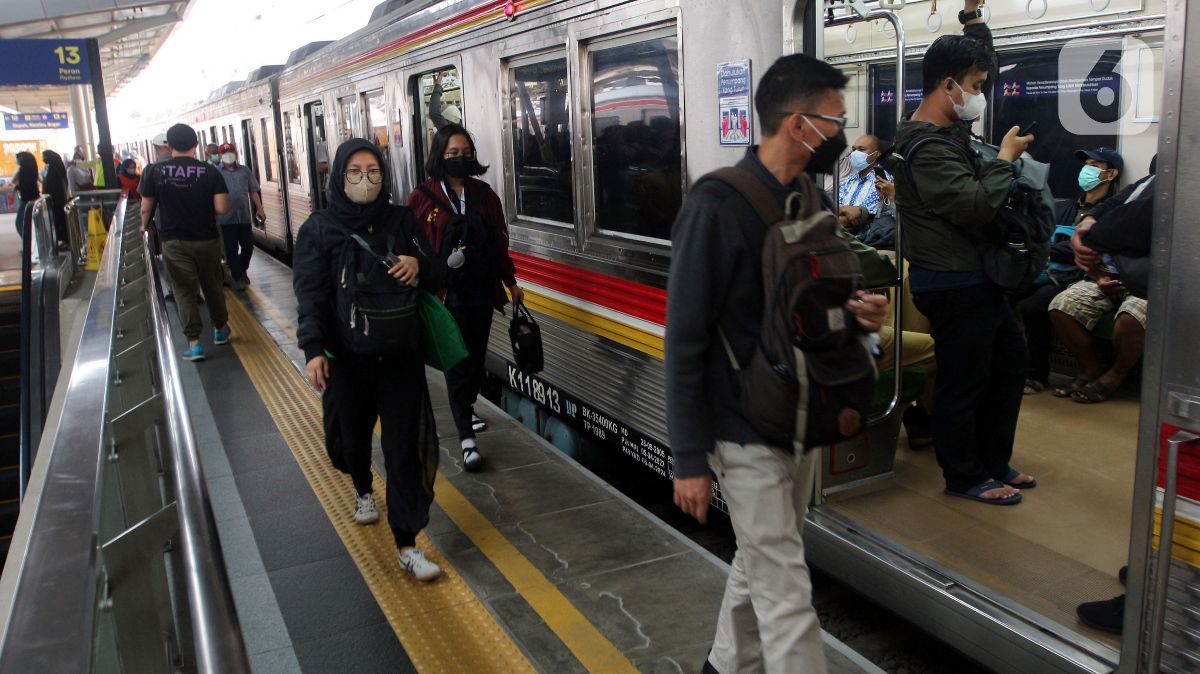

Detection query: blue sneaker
xmin=213 ymin=325 xmax=231 ymax=345
xmin=182 ymin=344 xmax=205 ymax=361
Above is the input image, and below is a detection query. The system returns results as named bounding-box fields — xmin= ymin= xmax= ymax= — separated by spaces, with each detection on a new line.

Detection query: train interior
xmin=810 ymin=0 xmax=1164 ymax=657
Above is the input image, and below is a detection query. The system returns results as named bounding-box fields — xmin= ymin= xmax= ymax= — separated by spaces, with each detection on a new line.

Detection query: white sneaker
xmin=471 ymin=414 xmax=487 ymax=433
xmin=462 ymin=439 xmax=483 ymax=472
xmin=398 ymin=547 xmax=442 ymax=582
xmin=354 ymin=493 xmax=379 ymax=525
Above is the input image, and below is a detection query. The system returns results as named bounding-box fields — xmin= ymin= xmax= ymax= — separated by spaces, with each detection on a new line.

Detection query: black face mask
xmin=443 ymin=156 xmax=476 ymax=179
xmin=806 ymin=129 xmax=848 ymax=175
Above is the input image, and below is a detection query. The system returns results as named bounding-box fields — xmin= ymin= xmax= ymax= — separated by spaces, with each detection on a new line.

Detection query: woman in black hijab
xmin=12 ymin=152 xmax=39 ymax=239
xmin=41 ymin=150 xmax=69 ymax=248
xmin=292 ymin=138 xmax=444 ymax=582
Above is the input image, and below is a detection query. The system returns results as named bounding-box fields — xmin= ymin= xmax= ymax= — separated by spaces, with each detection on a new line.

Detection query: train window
xmin=261 ymin=117 xmax=275 ymax=182
xmin=587 ymin=32 xmax=682 ymax=243
xmin=283 ymin=110 xmax=301 ymax=185
xmin=209 ymin=126 xmax=217 ymax=149
xmin=242 ymin=119 xmax=259 ymax=183
xmin=363 ymin=90 xmax=389 ymax=162
xmin=305 ymin=100 xmax=330 ymax=210
xmin=337 ymin=96 xmax=355 ymax=142
xmin=868 ymin=61 xmax=921 ymax=143
xmin=508 ymin=56 xmax=573 ymax=225
xmin=411 ymin=66 xmax=462 ymax=183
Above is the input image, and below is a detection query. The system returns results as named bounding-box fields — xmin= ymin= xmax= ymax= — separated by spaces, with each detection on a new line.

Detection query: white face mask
xmin=948 ymin=80 xmax=987 ymax=122
xmin=344 ymin=178 xmax=382 ymax=204
xmin=221 ymin=153 xmax=236 ymax=165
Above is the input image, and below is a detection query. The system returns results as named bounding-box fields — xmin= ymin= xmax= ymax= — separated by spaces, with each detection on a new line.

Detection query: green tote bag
xmin=419 ymin=291 xmax=469 ymax=372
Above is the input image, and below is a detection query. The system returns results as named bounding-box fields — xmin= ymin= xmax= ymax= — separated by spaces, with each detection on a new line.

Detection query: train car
xmin=119 ymin=1 xmax=1200 ymax=671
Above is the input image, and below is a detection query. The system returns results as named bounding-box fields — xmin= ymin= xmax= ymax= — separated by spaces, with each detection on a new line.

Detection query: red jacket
xmin=407 ymin=177 xmax=517 ymax=308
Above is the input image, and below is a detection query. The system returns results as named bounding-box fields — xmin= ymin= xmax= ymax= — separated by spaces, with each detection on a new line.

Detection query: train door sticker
xmin=718 ymin=60 xmax=752 ymax=146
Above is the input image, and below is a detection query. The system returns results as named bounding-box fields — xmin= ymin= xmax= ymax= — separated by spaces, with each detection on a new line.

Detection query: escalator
xmin=0 ymin=287 xmax=21 ymax=566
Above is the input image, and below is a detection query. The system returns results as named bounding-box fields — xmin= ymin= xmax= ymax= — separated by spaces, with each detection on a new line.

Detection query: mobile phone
xmin=1017 ymin=121 xmax=1038 ymax=137
xmin=873 ymin=165 xmax=887 ymax=180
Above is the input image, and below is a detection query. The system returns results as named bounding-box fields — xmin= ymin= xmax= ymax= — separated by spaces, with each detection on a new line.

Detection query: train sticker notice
xmin=718 ymin=60 xmax=752 ymax=146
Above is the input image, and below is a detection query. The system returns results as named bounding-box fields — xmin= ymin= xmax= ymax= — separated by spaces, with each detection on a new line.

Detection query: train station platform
xmin=181 ymin=249 xmax=886 ymax=672
xmin=0 ymin=198 xmax=885 ymax=671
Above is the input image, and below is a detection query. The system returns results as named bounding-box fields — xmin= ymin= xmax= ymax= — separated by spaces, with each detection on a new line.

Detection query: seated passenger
xmin=1049 ymin=160 xmax=1156 ymax=404
xmin=837 ymin=133 xmax=895 ymax=234
xmin=293 ymin=138 xmax=443 ymax=582
xmin=1019 ymin=147 xmax=1121 ymax=394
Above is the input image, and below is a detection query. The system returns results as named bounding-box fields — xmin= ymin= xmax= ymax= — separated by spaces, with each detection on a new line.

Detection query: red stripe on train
xmin=510 ymin=251 xmax=666 ymax=326
xmin=1160 ymin=423 xmax=1200 ymax=503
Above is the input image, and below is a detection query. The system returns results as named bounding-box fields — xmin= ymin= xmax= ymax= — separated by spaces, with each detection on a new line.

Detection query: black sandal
xmin=1072 ymin=380 xmax=1115 ymax=404
xmin=1054 ymin=377 xmax=1090 ymax=398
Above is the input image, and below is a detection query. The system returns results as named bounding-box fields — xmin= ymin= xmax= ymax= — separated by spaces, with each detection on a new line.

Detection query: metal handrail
xmin=143 ymin=232 xmax=250 ymax=673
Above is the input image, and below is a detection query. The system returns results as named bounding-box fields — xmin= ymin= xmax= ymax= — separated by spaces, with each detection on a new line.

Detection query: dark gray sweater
xmin=665 ymin=148 xmax=796 ymax=478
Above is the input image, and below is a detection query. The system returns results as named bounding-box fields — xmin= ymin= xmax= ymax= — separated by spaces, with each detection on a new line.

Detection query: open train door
xmin=1124 ymin=1 xmax=1200 ymax=671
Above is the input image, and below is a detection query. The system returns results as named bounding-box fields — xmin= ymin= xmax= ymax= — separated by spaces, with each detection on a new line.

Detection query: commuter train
xmin=119 ymin=1 xmax=1199 ymax=672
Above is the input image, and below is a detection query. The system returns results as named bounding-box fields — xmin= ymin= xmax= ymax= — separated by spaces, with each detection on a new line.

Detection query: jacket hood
xmin=325 ymin=138 xmax=390 ymax=230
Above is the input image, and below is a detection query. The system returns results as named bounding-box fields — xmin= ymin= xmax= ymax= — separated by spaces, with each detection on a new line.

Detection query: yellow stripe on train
xmin=521 ymin=288 xmax=665 ymax=360
xmin=1153 ymin=507 xmax=1200 ymax=567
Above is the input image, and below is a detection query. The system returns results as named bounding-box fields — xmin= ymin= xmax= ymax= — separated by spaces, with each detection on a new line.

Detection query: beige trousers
xmin=708 ymin=441 xmax=826 ymax=674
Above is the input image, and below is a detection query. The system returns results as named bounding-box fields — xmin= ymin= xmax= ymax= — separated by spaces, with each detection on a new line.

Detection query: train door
xmin=241 ymin=118 xmax=259 ymax=184
xmin=361 ymin=89 xmax=389 ymax=164
xmin=303 ymin=99 xmax=329 ymax=211
xmin=336 ymin=95 xmax=356 ymax=144
xmin=407 ymin=64 xmax=461 ymax=185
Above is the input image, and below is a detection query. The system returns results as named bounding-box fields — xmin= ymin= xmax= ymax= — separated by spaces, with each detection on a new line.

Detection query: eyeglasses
xmin=345 ymin=168 xmax=383 ymax=184
xmin=784 ymin=111 xmax=848 ymax=131
xmin=443 ymin=150 xmax=475 ymax=160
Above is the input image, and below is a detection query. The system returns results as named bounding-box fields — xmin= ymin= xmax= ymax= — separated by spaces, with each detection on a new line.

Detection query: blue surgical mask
xmin=1078 ymin=165 xmax=1108 ymax=192
xmin=849 ymin=150 xmax=874 ymax=172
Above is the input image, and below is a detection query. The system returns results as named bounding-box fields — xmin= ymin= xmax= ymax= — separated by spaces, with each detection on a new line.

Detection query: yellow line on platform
xmin=223 ymin=292 xmax=534 ymax=673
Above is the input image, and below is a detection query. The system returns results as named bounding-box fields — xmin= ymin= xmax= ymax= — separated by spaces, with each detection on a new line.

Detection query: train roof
xmin=286 ymin=41 xmax=335 ymax=67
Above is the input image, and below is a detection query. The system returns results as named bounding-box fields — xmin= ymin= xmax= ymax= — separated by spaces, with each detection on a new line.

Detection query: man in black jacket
xmin=666 ymin=54 xmax=887 ymax=674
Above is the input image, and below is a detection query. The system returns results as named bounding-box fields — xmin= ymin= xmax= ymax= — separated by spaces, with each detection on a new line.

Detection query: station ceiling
xmin=0 ymin=1 xmax=194 ymax=114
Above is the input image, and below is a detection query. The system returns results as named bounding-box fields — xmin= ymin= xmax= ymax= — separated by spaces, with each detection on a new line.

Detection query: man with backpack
xmin=667 ymin=54 xmax=887 ymax=674
xmin=892 ymin=0 xmax=1037 ymax=506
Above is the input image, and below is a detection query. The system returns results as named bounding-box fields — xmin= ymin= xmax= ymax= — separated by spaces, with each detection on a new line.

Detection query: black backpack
xmin=416 ymin=184 xmax=495 ymax=291
xmin=700 ymin=168 xmax=878 ymax=451
xmin=896 ymin=134 xmax=1054 ymax=292
xmin=334 ymin=218 xmax=421 ymax=355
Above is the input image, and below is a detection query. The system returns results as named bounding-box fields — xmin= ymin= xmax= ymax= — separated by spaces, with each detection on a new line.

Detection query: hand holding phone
xmin=1017 ymin=121 xmax=1038 ymax=138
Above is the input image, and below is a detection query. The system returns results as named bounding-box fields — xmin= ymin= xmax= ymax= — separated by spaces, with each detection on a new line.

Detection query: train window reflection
xmin=509 ymin=57 xmax=573 ymax=225
xmin=260 ymin=117 xmax=274 ymax=182
xmin=412 ymin=66 xmax=462 ymax=183
xmin=589 ymin=33 xmax=682 ymax=243
xmin=364 ymin=90 xmax=388 ymax=162
xmin=869 ymin=61 xmax=922 ymax=143
xmin=283 ymin=111 xmax=301 ymax=185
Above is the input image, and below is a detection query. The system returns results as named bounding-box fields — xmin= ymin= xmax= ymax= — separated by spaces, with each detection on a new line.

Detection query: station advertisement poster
xmin=717 ymin=60 xmax=752 ymax=146
xmin=4 ymin=113 xmax=69 ymax=131
xmin=0 ymin=140 xmax=49 ymax=185
xmin=0 ymin=39 xmax=91 ymax=87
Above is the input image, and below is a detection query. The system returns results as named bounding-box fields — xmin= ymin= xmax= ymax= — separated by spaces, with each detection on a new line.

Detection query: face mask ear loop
xmin=800 ymin=114 xmax=829 ymax=155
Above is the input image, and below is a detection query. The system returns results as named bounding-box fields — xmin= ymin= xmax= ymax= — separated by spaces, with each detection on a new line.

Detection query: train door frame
xmin=240 ymin=118 xmax=259 ymax=185
xmin=385 ymin=73 xmax=413 ymax=202
xmin=358 ymin=85 xmax=391 ymax=189
xmin=403 ymin=56 xmax=464 ymax=188
xmin=302 ymin=98 xmax=329 ymax=211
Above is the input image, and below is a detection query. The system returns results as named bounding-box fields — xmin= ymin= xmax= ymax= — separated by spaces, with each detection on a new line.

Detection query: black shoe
xmin=1077 ymin=595 xmax=1125 ymax=634
xmin=1119 ymin=565 xmax=1128 ymax=586
xmin=903 ymin=403 xmax=933 ymax=449
xmin=462 ymin=444 xmax=483 ymax=472
xmin=700 ymin=659 xmax=720 ymax=674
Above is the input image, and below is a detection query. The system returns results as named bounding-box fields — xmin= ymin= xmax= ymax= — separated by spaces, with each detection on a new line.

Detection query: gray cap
xmin=152 ymin=132 xmax=168 ymax=147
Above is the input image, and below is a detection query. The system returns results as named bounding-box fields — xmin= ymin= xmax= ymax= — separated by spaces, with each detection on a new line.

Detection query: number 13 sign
xmin=0 ymin=39 xmax=92 ymax=87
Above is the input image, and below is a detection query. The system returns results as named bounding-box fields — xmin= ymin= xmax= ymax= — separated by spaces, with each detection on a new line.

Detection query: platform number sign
xmin=0 ymin=39 xmax=92 ymax=86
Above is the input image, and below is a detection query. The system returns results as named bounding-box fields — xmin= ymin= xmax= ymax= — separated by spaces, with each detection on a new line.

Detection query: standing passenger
xmin=892 ymin=0 xmax=1036 ymax=505
xmin=293 ymin=138 xmax=443 ymax=582
xmin=667 ymin=54 xmax=888 ymax=674
xmin=216 ymin=143 xmax=265 ymax=289
xmin=12 ymin=152 xmax=39 ymax=240
xmin=139 ymin=123 xmax=231 ymax=361
xmin=407 ymin=124 xmax=523 ymax=473
xmin=40 ymin=150 xmax=70 ymax=249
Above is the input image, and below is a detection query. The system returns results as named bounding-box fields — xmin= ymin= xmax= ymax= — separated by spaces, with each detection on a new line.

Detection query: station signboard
xmin=4 ymin=113 xmax=69 ymax=130
xmin=0 ymin=39 xmax=92 ymax=86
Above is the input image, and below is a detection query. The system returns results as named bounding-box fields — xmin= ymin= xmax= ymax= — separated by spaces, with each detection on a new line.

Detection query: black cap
xmin=1074 ymin=147 xmax=1124 ymax=171
xmin=166 ymin=123 xmax=198 ymax=152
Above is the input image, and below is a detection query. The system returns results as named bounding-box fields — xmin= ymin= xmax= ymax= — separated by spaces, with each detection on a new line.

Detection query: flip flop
xmin=1054 ymin=377 xmax=1090 ymax=398
xmin=944 ymin=480 xmax=1023 ymax=506
xmin=1072 ymin=380 xmax=1115 ymax=404
xmin=1001 ymin=468 xmax=1037 ymax=490
xmin=1024 ymin=379 xmax=1045 ymax=395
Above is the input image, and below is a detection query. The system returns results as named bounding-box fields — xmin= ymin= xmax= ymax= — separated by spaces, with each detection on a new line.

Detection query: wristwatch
xmin=958 ymin=8 xmax=984 ymax=24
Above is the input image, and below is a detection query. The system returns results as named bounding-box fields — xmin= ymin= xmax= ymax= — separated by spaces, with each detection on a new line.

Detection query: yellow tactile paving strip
xmin=223 ymin=292 xmax=535 ymax=673
xmin=223 ymin=290 xmax=638 ymax=673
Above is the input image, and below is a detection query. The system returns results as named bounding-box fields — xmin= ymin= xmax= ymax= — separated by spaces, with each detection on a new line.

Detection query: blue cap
xmin=1075 ymin=147 xmax=1123 ymax=171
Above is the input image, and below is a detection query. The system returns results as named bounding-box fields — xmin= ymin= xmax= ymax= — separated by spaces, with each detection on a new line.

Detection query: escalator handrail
xmin=142 ymin=231 xmax=251 ymax=673
xmin=0 ymin=196 xmax=128 ymax=670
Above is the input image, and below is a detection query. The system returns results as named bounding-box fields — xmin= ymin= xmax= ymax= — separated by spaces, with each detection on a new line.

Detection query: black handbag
xmin=508 ymin=302 xmax=544 ymax=374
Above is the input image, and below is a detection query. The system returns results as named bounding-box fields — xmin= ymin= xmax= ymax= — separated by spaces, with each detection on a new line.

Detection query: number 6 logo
xmin=1058 ymin=37 xmax=1154 ymax=136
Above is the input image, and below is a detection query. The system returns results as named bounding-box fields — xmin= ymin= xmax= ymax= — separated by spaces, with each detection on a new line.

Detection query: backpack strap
xmin=416 ymin=183 xmax=456 ymax=214
xmin=893 ymin=133 xmax=972 ymax=208
xmin=703 ymin=167 xmax=786 ymax=227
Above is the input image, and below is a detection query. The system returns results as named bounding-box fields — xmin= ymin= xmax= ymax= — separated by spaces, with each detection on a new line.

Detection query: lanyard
xmin=440 ymin=181 xmax=466 ymax=215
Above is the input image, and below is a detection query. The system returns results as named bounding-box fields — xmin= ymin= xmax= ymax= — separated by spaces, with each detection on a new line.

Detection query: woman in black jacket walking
xmin=41 ymin=150 xmax=70 ymax=249
xmin=12 ymin=152 xmax=39 ymax=240
xmin=292 ymin=138 xmax=443 ymax=582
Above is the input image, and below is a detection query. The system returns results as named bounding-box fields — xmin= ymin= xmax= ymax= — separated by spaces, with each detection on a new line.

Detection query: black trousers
xmin=1019 ymin=281 xmax=1064 ymax=383
xmin=445 ymin=303 xmax=495 ymax=441
xmin=324 ymin=352 xmax=434 ymax=549
xmin=220 ymin=222 xmax=254 ymax=281
xmin=913 ymin=283 xmax=1026 ymax=492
